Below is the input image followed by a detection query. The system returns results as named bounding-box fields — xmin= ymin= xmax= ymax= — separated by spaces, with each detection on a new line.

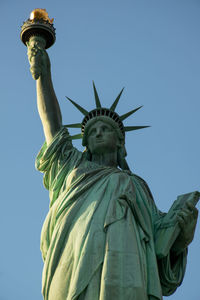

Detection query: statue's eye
xmin=89 ymin=128 xmax=96 ymax=136
xmin=102 ymin=125 xmax=111 ymax=132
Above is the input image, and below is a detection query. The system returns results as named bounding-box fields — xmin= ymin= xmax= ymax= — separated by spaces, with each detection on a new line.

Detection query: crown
xmin=65 ymin=82 xmax=149 ymax=145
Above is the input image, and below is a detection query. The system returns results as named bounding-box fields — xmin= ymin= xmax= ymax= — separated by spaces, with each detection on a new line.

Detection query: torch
xmin=20 ymin=9 xmax=56 ymax=80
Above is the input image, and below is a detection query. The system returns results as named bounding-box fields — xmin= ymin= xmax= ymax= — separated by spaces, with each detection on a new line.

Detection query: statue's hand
xmin=27 ymin=36 xmax=50 ymax=80
xmin=172 ymin=201 xmax=198 ymax=254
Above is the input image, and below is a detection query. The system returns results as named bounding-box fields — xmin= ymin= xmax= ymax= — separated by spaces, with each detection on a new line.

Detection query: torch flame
xmin=30 ymin=8 xmax=54 ymax=24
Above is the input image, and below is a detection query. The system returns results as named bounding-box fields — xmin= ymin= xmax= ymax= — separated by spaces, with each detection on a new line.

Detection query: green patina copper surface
xmin=35 ymin=126 xmax=189 ymax=300
xmin=22 ymin=12 xmax=199 ymax=300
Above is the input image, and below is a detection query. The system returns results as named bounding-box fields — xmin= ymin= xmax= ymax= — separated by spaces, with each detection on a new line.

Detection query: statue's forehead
xmin=88 ymin=120 xmax=113 ymax=129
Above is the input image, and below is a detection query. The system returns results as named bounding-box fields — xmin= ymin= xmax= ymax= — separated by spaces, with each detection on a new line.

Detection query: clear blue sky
xmin=0 ymin=1 xmax=199 ymax=299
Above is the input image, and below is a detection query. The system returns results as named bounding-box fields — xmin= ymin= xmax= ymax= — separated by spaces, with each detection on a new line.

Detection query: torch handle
xmin=27 ymin=36 xmax=46 ymax=80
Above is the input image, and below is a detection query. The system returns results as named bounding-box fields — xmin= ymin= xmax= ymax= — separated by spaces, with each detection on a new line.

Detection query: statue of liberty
xmin=24 ymin=10 xmax=199 ymax=300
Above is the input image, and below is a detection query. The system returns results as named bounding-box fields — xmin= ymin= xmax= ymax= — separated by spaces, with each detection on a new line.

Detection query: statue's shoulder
xmin=132 ymin=173 xmax=154 ymax=201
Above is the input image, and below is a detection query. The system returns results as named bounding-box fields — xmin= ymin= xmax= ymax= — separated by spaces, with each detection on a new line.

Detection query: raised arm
xmin=27 ymin=36 xmax=62 ymax=145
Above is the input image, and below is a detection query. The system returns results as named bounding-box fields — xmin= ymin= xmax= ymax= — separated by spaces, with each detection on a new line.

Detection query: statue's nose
xmin=96 ymin=128 xmax=102 ymax=137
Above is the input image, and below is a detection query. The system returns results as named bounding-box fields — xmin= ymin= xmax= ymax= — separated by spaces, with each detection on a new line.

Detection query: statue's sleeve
xmin=148 ymin=190 xmax=188 ymax=296
xmin=35 ymin=126 xmax=82 ymax=205
xmin=133 ymin=174 xmax=187 ymax=296
xmin=157 ymin=249 xmax=187 ymax=296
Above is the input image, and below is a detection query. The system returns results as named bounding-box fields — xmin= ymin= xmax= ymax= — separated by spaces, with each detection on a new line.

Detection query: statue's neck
xmin=91 ymin=152 xmax=118 ymax=168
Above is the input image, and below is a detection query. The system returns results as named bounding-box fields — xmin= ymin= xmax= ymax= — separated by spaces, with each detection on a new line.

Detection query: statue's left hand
xmin=172 ymin=202 xmax=198 ymax=254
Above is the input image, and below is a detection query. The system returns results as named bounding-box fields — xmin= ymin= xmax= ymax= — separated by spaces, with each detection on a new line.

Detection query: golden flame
xmin=30 ymin=8 xmax=54 ymax=24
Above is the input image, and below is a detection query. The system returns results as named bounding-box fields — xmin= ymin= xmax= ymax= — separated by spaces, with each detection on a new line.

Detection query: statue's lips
xmin=95 ymin=139 xmax=105 ymax=143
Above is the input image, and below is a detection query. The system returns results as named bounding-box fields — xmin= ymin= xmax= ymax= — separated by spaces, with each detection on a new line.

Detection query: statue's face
xmin=87 ymin=121 xmax=119 ymax=154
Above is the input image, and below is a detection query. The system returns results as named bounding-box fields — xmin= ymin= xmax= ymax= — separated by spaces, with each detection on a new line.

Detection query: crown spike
xmin=69 ymin=133 xmax=83 ymax=140
xmin=124 ymin=125 xmax=150 ymax=132
xmin=120 ymin=106 xmax=143 ymax=121
xmin=66 ymin=97 xmax=88 ymax=116
xmin=110 ymin=88 xmax=124 ymax=111
xmin=64 ymin=123 xmax=82 ymax=128
xmin=93 ymin=81 xmax=102 ymax=108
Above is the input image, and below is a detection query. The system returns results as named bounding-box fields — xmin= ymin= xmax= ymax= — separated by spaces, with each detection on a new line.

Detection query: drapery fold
xmin=36 ymin=127 xmax=187 ymax=300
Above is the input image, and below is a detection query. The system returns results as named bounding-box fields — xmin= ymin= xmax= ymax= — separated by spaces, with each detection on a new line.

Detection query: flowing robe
xmin=36 ymin=127 xmax=187 ymax=300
